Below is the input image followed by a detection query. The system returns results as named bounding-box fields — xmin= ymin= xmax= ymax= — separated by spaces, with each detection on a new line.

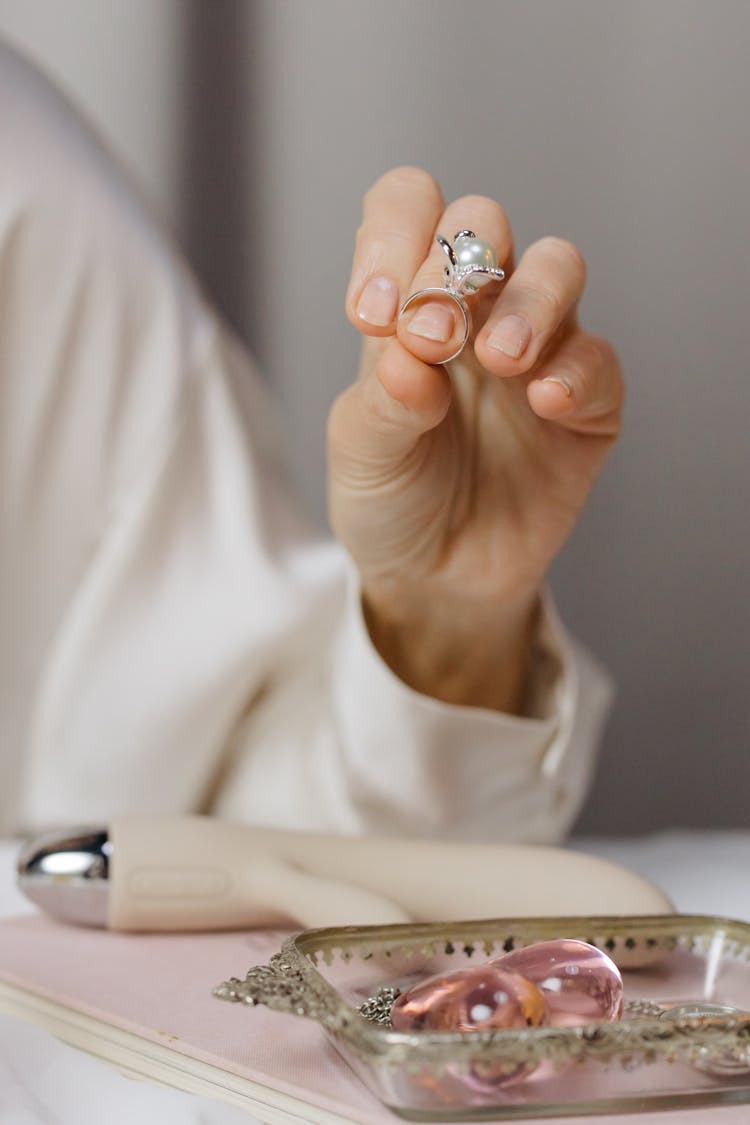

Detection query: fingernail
xmin=407 ymin=303 xmax=455 ymax=343
xmin=487 ymin=314 xmax=532 ymax=358
xmin=542 ymin=374 xmax=574 ymax=396
xmin=356 ymin=277 xmax=399 ymax=327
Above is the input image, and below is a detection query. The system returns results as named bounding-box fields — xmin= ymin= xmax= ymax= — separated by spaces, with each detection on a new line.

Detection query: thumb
xmin=328 ymin=337 xmax=451 ymax=468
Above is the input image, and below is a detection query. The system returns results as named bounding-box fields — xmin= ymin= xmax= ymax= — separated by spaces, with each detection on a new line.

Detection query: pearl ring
xmin=398 ymin=230 xmax=506 ymax=363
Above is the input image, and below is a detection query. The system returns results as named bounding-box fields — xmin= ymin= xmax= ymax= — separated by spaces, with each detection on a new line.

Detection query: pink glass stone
xmin=390 ymin=966 xmax=547 ymax=1091
xmin=390 ymin=965 xmax=546 ymax=1033
xmin=492 ymin=939 xmax=623 ymax=1027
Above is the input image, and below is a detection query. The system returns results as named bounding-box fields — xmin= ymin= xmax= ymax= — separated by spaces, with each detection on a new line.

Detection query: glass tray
xmin=214 ymin=914 xmax=750 ymax=1120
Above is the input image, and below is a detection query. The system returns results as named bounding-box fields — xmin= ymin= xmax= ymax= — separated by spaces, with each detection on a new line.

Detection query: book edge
xmin=0 ymin=979 xmax=363 ymax=1125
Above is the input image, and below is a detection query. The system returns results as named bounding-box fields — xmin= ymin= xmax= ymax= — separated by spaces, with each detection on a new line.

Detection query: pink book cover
xmin=0 ymin=914 xmax=747 ymax=1125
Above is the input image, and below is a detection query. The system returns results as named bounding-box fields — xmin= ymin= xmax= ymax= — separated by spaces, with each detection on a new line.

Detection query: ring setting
xmin=399 ymin=230 xmax=505 ymax=362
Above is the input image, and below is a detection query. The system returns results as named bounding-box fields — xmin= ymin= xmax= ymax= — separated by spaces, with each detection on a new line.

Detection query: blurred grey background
xmin=0 ymin=0 xmax=747 ymax=835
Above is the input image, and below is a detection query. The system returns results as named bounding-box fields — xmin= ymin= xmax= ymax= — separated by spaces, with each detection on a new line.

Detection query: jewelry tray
xmin=214 ymin=914 xmax=750 ymax=1120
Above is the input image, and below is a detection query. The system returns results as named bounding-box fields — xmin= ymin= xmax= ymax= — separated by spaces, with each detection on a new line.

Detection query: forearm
xmin=362 ymin=586 xmax=539 ymax=714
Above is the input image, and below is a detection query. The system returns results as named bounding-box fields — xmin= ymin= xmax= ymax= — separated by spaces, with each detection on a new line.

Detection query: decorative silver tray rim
xmin=213 ymin=912 xmax=750 ymax=1074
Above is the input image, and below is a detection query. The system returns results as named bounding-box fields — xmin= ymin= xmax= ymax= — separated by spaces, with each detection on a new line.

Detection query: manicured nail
xmin=356 ymin=277 xmax=399 ymax=327
xmin=407 ymin=303 xmax=455 ymax=343
xmin=542 ymin=374 xmax=574 ymax=396
xmin=487 ymin=314 xmax=532 ymax=358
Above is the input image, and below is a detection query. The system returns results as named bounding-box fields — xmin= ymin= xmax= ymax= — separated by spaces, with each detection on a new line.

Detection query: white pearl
xmin=453 ymin=235 xmax=498 ymax=290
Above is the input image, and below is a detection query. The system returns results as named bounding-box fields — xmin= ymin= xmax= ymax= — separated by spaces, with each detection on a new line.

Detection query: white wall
xmin=0 ymin=0 xmax=184 ymax=219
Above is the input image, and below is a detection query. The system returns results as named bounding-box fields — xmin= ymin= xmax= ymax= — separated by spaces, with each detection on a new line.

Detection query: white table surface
xmin=2 ymin=831 xmax=750 ymax=1124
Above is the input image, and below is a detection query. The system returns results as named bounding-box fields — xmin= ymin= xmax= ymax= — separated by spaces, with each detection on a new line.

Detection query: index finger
xmin=345 ymin=166 xmax=444 ymax=336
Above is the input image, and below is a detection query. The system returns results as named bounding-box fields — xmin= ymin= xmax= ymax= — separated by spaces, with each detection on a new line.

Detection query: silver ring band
xmin=398 ymin=287 xmax=470 ymax=365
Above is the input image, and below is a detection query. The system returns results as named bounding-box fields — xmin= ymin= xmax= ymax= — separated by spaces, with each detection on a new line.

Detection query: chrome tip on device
xmin=16 ymin=826 xmax=110 ymax=928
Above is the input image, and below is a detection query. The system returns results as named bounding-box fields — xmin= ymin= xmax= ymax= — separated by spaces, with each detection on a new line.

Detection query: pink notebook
xmin=0 ymin=914 xmax=746 ymax=1125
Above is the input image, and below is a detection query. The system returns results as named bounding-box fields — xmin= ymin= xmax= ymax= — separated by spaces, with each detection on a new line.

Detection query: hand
xmin=328 ymin=168 xmax=623 ymax=713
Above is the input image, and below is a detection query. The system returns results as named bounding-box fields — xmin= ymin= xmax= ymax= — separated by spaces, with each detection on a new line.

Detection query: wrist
xmin=361 ymin=585 xmax=540 ymax=714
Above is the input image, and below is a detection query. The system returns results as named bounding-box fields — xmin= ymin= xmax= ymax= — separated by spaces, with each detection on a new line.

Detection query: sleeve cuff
xmin=329 ymin=562 xmax=614 ymax=842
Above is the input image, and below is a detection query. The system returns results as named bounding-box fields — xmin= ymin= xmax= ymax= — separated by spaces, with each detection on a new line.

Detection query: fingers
xmin=396 ymin=195 xmax=514 ymax=366
xmin=475 ymin=236 xmax=586 ymax=376
xmin=345 ymin=167 xmax=444 ymax=336
xmin=526 ymin=331 xmax=623 ymax=436
xmin=328 ymin=338 xmax=451 ymax=466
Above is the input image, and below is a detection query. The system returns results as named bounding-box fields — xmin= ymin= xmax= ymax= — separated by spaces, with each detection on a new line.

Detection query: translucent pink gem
xmin=390 ymin=965 xmax=547 ymax=1033
xmin=492 ymin=939 xmax=623 ymax=1026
